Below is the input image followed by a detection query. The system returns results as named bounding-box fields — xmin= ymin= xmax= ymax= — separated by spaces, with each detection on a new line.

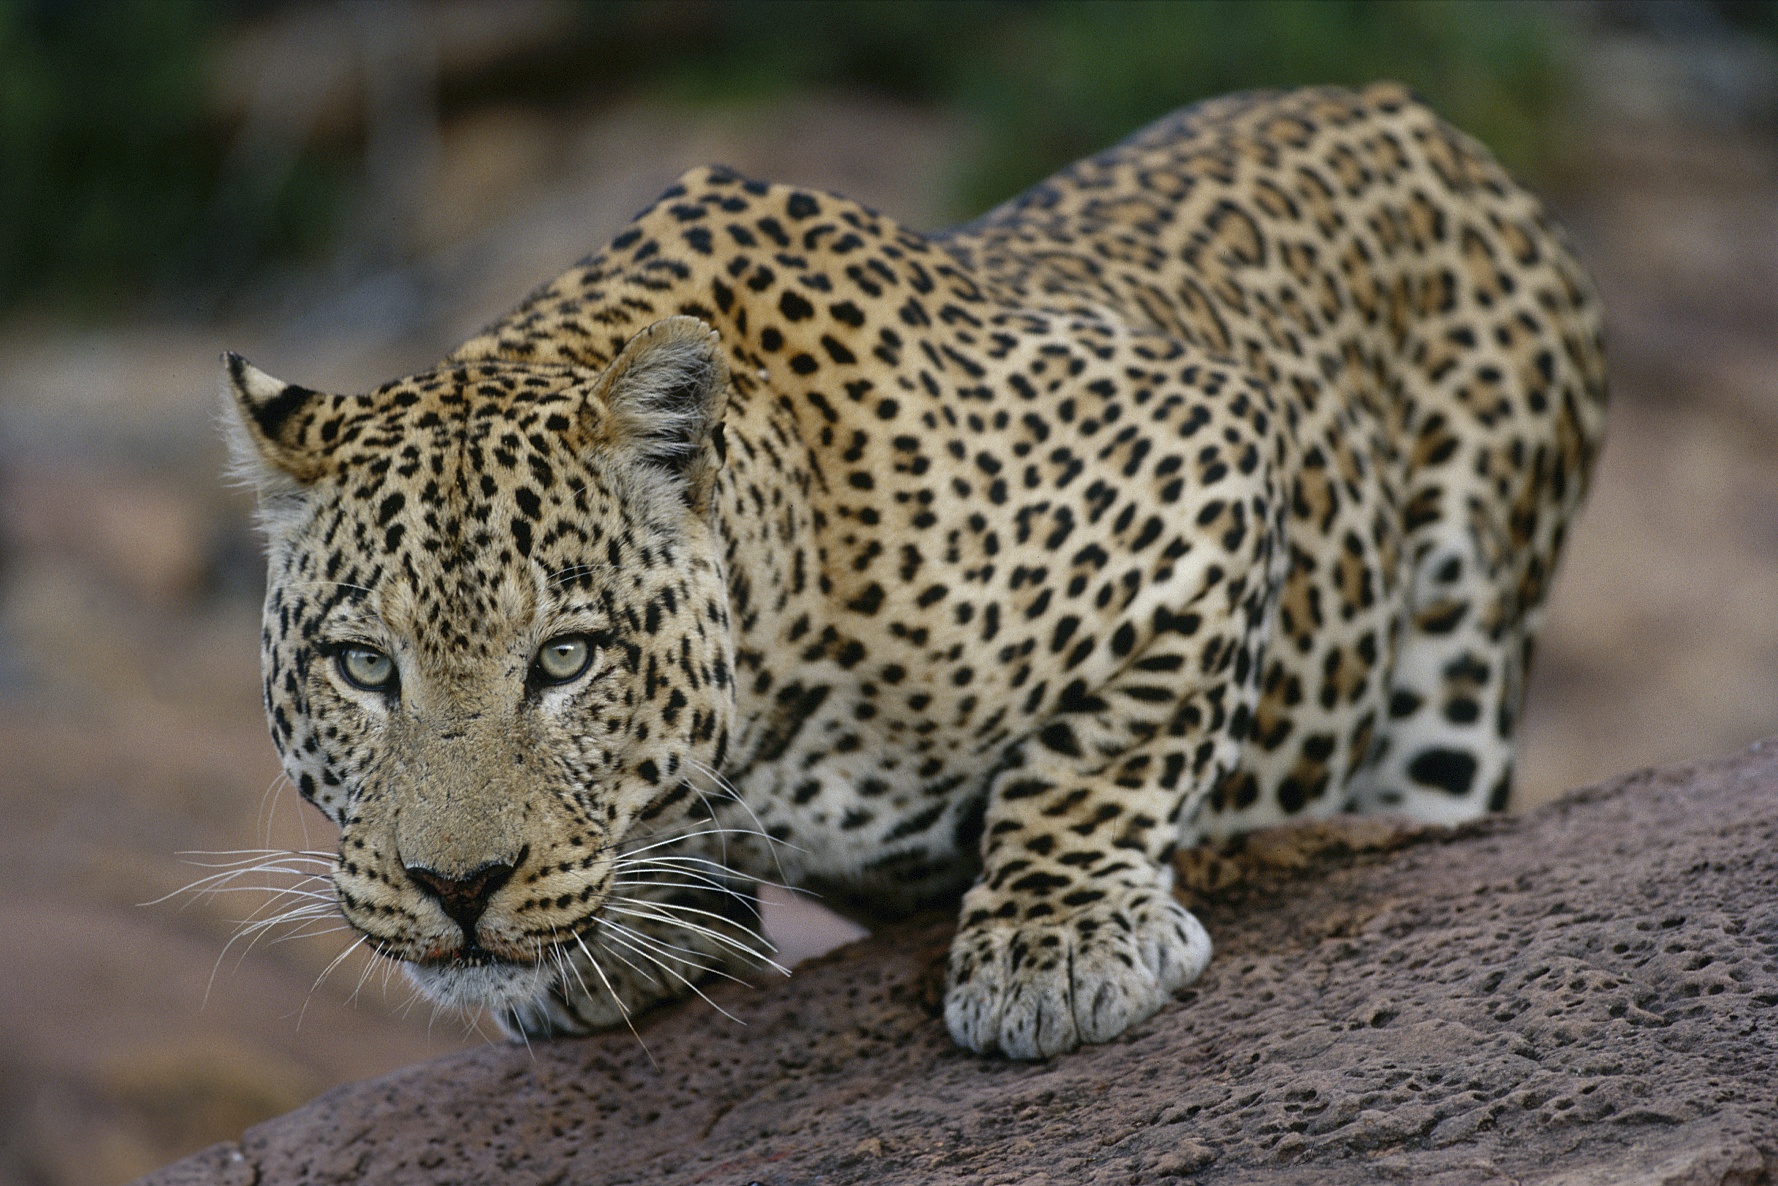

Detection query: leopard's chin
xmin=403 ymin=953 xmax=557 ymax=1012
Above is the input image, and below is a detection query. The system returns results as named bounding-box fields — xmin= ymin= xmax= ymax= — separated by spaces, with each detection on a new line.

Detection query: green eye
xmin=338 ymin=645 xmax=396 ymax=692
xmin=534 ymin=636 xmax=592 ymax=684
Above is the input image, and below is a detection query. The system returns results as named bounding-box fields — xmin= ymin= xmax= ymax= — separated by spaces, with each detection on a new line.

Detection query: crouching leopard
xmin=224 ymin=84 xmax=1605 ymax=1059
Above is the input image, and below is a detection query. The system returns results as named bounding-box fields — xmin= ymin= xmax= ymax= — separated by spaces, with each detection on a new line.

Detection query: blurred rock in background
xmin=1514 ymin=0 xmax=1778 ymax=805
xmin=0 ymin=2 xmax=1774 ymax=1183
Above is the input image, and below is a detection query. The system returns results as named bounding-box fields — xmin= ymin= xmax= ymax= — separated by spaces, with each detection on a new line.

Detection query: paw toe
xmin=996 ymin=976 xmax=1082 ymax=1059
xmin=944 ymin=892 xmax=1213 ymax=1057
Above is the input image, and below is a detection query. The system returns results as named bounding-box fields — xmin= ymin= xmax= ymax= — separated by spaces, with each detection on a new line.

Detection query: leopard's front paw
xmin=944 ymin=883 xmax=1212 ymax=1059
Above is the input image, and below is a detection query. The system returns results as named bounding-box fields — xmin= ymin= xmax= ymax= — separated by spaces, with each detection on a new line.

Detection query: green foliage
xmin=1 ymin=0 xmax=1575 ymax=317
xmin=562 ymin=0 xmax=1573 ymax=216
xmin=0 ymin=0 xmax=219 ymax=313
xmin=0 ymin=0 xmax=346 ymax=318
xmin=1716 ymin=0 xmax=1778 ymax=41
xmin=939 ymin=0 xmax=1571 ymax=213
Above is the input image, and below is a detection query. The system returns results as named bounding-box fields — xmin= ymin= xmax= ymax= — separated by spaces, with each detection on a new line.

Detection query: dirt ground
xmin=2 ymin=78 xmax=1775 ymax=1186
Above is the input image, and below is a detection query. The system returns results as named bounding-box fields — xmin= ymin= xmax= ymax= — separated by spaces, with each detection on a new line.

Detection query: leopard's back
xmin=945 ymin=82 xmax=1607 ymax=831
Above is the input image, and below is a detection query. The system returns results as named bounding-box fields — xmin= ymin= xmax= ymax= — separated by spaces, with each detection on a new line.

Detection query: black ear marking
xmin=227 ymin=352 xmax=320 ymax=442
xmin=221 ymin=351 xmax=333 ymax=486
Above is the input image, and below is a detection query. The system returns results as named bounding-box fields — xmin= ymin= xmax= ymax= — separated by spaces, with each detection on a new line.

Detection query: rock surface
xmin=139 ymin=745 xmax=1778 ymax=1186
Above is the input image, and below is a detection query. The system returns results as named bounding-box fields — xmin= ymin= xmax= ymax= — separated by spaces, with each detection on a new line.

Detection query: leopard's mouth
xmin=341 ymin=921 xmax=543 ymax=969
xmin=402 ymin=946 xmax=559 ymax=1011
xmin=412 ymin=943 xmax=531 ymax=970
xmin=332 ymin=858 xmax=613 ymax=972
xmin=402 ymin=909 xmax=609 ymax=975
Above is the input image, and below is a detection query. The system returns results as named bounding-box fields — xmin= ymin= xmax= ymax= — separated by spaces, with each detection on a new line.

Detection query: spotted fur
xmin=226 ymin=85 xmax=1605 ymax=1058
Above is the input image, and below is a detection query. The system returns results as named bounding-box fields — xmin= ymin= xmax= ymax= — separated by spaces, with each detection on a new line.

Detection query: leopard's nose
xmin=404 ymin=858 xmax=518 ymax=936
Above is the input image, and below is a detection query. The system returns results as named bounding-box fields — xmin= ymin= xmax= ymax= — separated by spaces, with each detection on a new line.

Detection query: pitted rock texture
xmin=140 ymin=746 xmax=1778 ymax=1186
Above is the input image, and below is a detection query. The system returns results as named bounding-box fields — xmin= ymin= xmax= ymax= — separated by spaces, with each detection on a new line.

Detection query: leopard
xmin=223 ymin=84 xmax=1605 ymax=1060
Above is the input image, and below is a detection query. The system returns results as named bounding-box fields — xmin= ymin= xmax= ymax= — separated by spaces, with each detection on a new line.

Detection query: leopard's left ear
xmin=220 ymin=352 xmax=332 ymax=491
xmin=589 ymin=316 xmax=731 ymax=510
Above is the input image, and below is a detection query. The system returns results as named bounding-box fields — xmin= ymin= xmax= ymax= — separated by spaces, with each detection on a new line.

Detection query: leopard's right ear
xmin=220 ymin=352 xmax=330 ymax=494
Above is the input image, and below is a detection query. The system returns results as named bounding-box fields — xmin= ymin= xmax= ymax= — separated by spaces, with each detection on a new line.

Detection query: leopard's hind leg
xmin=1346 ymin=227 xmax=1605 ymax=824
xmin=1345 ymin=527 xmax=1537 ymax=824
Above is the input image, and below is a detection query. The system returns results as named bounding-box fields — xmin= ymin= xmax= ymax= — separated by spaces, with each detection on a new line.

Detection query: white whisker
xmin=544 ymin=562 xmax=616 ymax=589
xmin=256 ymin=772 xmax=297 ymax=850
xmin=346 ymin=941 xmax=385 ymax=1004
xmin=610 ymin=853 xmax=803 ymax=897
xmin=585 ymin=928 xmax=661 ymax=988
xmin=175 ymin=848 xmax=338 ymax=865
xmin=277 ymin=579 xmax=377 ymax=597
xmin=295 ymin=934 xmax=368 ymax=1030
xmin=617 ymin=826 xmax=806 ymax=861
xmin=685 ymin=756 xmax=788 ymax=885
xmin=143 ymin=864 xmax=335 ymax=909
xmin=596 ymin=925 xmax=747 ymax=1026
xmin=606 ymin=893 xmax=780 ymax=957
xmin=570 ymin=933 xmax=658 ymax=1066
xmin=602 ymin=900 xmax=787 ymax=977
xmin=266 ymin=921 xmax=356 ymax=946
xmin=598 ymin=918 xmax=736 ymax=983
xmin=609 ymin=877 xmax=761 ymax=915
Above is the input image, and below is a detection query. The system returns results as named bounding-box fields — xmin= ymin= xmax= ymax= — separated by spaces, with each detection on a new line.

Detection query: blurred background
xmin=2 ymin=1 xmax=1777 ymax=1181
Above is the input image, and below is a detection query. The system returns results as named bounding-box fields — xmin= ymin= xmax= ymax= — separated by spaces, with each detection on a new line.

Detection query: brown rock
xmin=138 ymin=744 xmax=1778 ymax=1185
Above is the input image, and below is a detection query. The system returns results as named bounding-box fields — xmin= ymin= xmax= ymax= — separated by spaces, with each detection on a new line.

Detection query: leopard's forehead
xmin=275 ymin=360 xmax=626 ymax=661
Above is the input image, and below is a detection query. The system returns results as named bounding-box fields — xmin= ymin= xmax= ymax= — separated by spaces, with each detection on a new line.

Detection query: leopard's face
xmin=230 ymin=318 xmax=737 ymax=1009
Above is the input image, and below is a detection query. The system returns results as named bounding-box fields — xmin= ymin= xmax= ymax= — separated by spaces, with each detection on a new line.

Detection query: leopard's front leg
xmin=945 ymin=763 xmax=1214 ymax=1058
xmin=946 ymin=579 xmax=1273 ymax=1059
xmin=945 ymin=730 xmax=1235 ymax=1058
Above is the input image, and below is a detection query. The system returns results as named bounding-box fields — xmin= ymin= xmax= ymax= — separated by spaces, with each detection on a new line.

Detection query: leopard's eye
xmin=338 ymin=645 xmax=397 ymax=692
xmin=533 ymin=636 xmax=592 ymax=685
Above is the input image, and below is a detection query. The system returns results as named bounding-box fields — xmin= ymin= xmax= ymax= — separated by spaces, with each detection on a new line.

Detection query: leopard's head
xmin=223 ymin=317 xmax=737 ymax=1012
